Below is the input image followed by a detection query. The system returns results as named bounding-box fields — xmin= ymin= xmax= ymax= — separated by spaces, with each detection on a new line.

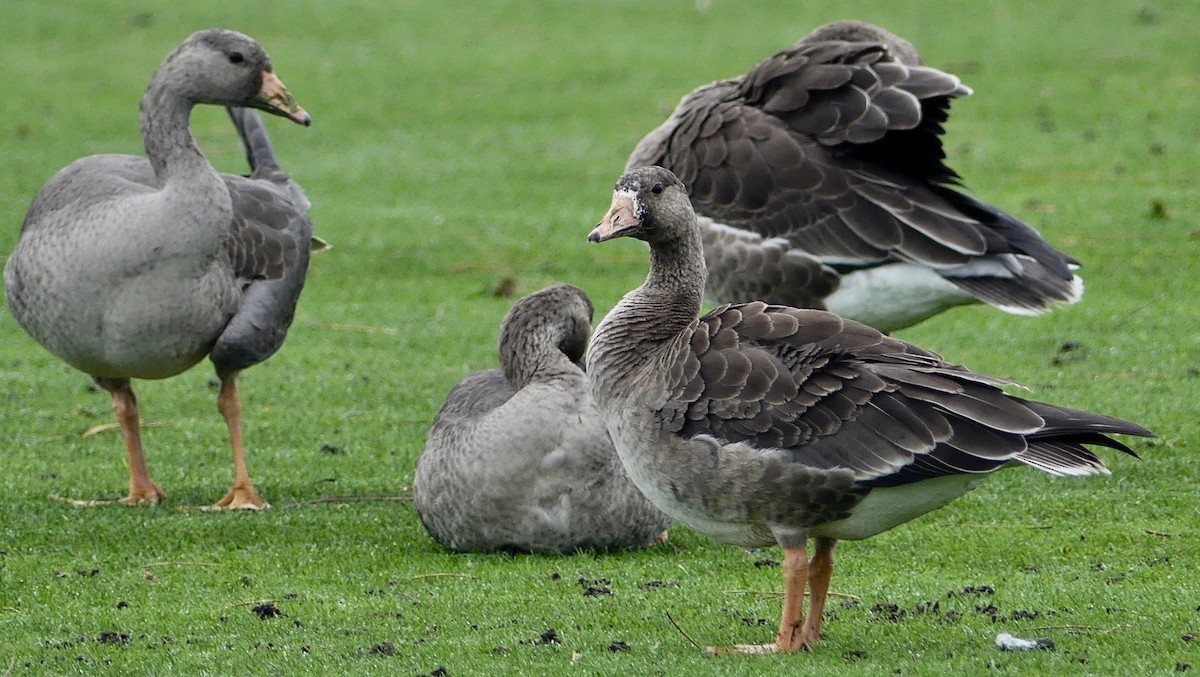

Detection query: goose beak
xmin=589 ymin=193 xmax=640 ymax=243
xmin=253 ymin=70 xmax=312 ymax=126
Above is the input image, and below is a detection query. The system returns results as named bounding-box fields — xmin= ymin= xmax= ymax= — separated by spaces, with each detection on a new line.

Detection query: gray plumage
xmin=627 ymin=20 xmax=1082 ymax=332
xmin=4 ymin=29 xmax=312 ymax=509
xmin=586 ymin=165 xmax=1152 ymax=652
xmin=414 ymin=284 xmax=672 ymax=554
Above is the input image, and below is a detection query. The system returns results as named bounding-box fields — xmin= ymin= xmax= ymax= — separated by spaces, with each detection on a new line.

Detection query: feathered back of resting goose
xmin=627 ymin=20 xmax=1082 ymax=332
xmin=413 ymin=284 xmax=671 ymax=554
xmin=586 ymin=165 xmax=1152 ymax=653
xmin=4 ymin=29 xmax=313 ymax=509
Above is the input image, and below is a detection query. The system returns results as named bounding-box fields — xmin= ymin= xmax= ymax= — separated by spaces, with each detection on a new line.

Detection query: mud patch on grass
xmin=368 ymin=641 xmax=398 ymax=656
xmin=1052 ymin=341 xmax=1089 ymax=366
xmin=252 ymin=602 xmax=283 ymax=620
xmin=640 ymin=579 xmax=679 ymax=590
xmin=578 ymin=577 xmax=611 ymax=597
xmin=97 ymin=631 xmax=130 ymax=645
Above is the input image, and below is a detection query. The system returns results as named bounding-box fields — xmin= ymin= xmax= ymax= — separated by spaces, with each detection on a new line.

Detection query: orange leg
xmin=705 ymin=543 xmax=814 ymax=655
xmin=798 ymin=537 xmax=836 ymax=648
xmin=209 ymin=373 xmax=268 ymax=510
xmin=775 ymin=545 xmax=811 ymax=652
xmin=98 ymin=379 xmax=166 ymax=506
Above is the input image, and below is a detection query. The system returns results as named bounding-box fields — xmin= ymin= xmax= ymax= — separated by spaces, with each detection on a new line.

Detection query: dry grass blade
xmin=226 ymin=599 xmax=281 ymax=609
xmin=722 ymin=589 xmax=860 ymax=601
xmin=3 ymin=655 xmax=15 ymax=677
xmin=144 ymin=561 xmax=220 ymax=568
xmin=410 ymin=573 xmax=474 ymax=580
xmin=1028 ymin=623 xmax=1133 ymax=635
xmin=665 ymin=612 xmax=705 ymax=651
xmin=281 ymin=494 xmax=411 ymax=508
xmin=81 ymin=420 xmax=165 ymax=437
xmin=48 ymin=494 xmax=117 ymax=508
xmin=303 ymin=321 xmax=399 ymax=335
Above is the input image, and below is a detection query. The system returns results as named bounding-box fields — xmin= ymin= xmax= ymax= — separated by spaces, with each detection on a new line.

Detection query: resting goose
xmin=627 ymin=20 xmax=1082 ymax=332
xmin=414 ymin=284 xmax=671 ymax=553
xmin=4 ymin=29 xmax=313 ymax=509
xmin=586 ymin=166 xmax=1152 ymax=653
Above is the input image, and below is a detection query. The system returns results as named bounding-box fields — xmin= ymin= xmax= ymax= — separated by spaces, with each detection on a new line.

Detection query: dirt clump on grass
xmin=252 ymin=602 xmax=283 ymax=620
xmin=97 ymin=631 xmax=130 ymax=645
xmin=578 ymin=577 xmax=612 ymax=596
xmin=368 ymin=641 xmax=398 ymax=656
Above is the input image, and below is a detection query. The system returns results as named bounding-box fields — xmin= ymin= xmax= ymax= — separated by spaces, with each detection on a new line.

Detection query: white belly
xmin=813 ymin=474 xmax=988 ymax=541
xmin=823 ymin=263 xmax=974 ymax=332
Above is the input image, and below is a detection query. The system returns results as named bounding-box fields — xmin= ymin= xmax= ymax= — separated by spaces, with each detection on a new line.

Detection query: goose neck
xmin=140 ymin=78 xmax=213 ymax=185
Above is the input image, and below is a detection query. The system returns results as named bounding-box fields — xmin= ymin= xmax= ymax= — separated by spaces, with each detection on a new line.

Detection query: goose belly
xmin=813 ymin=474 xmax=988 ymax=541
xmin=7 ymin=251 xmax=238 ymax=379
xmin=823 ymin=263 xmax=974 ymax=332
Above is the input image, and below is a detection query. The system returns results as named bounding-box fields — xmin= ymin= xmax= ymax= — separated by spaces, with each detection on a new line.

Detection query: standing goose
xmin=586 ymin=166 xmax=1152 ymax=653
xmin=414 ymin=284 xmax=671 ymax=554
xmin=4 ymin=29 xmax=313 ymax=509
xmin=627 ymin=20 xmax=1082 ymax=332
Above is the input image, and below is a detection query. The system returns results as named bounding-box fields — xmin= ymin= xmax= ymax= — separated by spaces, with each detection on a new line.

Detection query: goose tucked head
xmin=499 ymin=284 xmax=594 ymax=385
xmin=161 ymin=29 xmax=311 ymax=126
xmin=589 ymin=166 xmax=692 ymax=245
xmin=796 ymin=19 xmax=923 ymax=65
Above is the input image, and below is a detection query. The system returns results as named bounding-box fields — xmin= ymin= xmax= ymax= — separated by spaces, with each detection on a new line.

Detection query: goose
xmin=414 ymin=284 xmax=671 ymax=554
xmin=585 ymin=166 xmax=1152 ymax=653
xmin=4 ymin=29 xmax=313 ymax=509
xmin=626 ymin=20 xmax=1082 ymax=332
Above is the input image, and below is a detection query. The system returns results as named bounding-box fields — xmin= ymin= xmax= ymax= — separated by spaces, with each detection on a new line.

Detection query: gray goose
xmin=4 ymin=30 xmax=313 ymax=509
xmin=414 ymin=284 xmax=671 ymax=554
xmin=586 ymin=166 xmax=1152 ymax=653
xmin=627 ymin=20 xmax=1082 ymax=332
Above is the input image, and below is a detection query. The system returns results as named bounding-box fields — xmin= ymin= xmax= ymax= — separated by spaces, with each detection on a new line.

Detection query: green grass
xmin=1 ymin=0 xmax=1197 ymax=674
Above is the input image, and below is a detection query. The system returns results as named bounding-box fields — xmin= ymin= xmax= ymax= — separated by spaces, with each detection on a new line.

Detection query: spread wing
xmin=630 ymin=38 xmax=1080 ymax=313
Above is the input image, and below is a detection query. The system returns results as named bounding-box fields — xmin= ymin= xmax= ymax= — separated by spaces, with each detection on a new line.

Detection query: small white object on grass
xmin=995 ymin=632 xmax=1055 ymax=651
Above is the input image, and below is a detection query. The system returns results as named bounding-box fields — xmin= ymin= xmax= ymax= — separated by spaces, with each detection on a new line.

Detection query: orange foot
xmin=120 ymin=484 xmax=167 ymax=506
xmin=50 ymin=482 xmax=166 ymax=508
xmin=775 ymin=621 xmax=819 ymax=652
xmin=208 ymin=483 xmax=269 ymax=511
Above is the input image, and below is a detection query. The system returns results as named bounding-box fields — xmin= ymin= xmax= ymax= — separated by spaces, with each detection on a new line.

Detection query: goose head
xmin=157 ymin=29 xmax=311 ymax=125
xmin=589 ymin=166 xmax=692 ymax=245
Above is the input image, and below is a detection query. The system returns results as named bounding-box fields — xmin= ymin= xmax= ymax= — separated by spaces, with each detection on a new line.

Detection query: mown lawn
xmin=0 ymin=0 xmax=1196 ymax=674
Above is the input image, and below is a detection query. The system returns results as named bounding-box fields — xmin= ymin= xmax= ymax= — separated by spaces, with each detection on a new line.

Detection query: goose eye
xmin=650 ymin=183 xmax=663 ymax=195
xmin=228 ymin=51 xmax=245 ymax=64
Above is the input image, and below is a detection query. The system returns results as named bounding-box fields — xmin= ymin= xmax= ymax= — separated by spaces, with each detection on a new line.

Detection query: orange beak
xmin=589 ymin=193 xmax=640 ymax=242
xmin=253 ymin=70 xmax=311 ymax=126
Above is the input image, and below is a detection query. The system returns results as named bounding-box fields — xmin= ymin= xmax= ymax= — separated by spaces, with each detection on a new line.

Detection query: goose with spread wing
xmin=627 ymin=20 xmax=1081 ymax=332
